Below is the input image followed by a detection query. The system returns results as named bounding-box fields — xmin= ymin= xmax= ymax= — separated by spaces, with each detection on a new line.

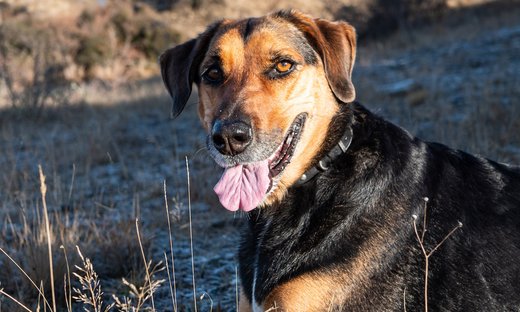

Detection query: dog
xmin=160 ymin=10 xmax=520 ymax=311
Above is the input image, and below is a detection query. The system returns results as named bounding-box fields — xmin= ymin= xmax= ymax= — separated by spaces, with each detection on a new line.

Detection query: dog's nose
xmin=211 ymin=120 xmax=253 ymax=155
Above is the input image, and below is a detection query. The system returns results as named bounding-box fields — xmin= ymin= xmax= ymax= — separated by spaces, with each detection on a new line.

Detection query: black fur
xmin=239 ymin=102 xmax=520 ymax=311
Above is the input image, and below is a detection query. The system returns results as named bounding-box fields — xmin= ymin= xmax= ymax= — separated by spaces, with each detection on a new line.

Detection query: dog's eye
xmin=202 ymin=67 xmax=223 ymax=83
xmin=275 ymin=61 xmax=293 ymax=73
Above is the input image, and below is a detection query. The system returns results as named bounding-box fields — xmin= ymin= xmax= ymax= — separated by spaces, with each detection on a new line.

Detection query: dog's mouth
xmin=268 ymin=113 xmax=307 ymax=179
xmin=213 ymin=113 xmax=307 ymax=212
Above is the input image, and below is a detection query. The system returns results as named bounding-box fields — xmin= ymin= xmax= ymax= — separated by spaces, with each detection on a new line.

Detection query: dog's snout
xmin=211 ymin=120 xmax=253 ymax=155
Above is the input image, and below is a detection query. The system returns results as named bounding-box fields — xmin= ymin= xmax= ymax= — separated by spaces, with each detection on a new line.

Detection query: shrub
xmin=335 ymin=0 xmax=448 ymax=41
xmin=131 ymin=20 xmax=181 ymax=60
xmin=74 ymin=34 xmax=114 ymax=80
xmin=0 ymin=19 xmax=71 ymax=116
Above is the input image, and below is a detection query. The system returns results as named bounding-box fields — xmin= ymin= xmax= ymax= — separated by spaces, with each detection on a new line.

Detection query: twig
xmin=164 ymin=180 xmax=178 ymax=312
xmin=135 ymin=219 xmax=156 ymax=311
xmin=0 ymin=246 xmax=53 ymax=311
xmin=164 ymin=252 xmax=176 ymax=312
xmin=428 ymin=222 xmax=463 ymax=256
xmin=412 ymin=197 xmax=463 ymax=312
xmin=186 ymin=156 xmax=198 ymax=312
xmin=200 ymin=292 xmax=213 ymax=312
xmin=0 ymin=288 xmax=33 ymax=312
xmin=39 ymin=165 xmax=57 ymax=312
xmin=61 ymin=245 xmax=73 ymax=312
xmin=38 ymin=281 xmax=45 ymax=312
xmin=421 ymin=197 xmax=428 ymax=243
xmin=412 ymin=214 xmax=429 ymax=310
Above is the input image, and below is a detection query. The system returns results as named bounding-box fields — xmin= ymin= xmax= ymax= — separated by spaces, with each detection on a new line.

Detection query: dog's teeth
xmin=286 ymin=136 xmax=294 ymax=146
xmin=270 ymin=113 xmax=307 ymax=178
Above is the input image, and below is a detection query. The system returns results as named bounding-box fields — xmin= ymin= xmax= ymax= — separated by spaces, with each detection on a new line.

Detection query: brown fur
xmin=261 ymin=226 xmax=398 ymax=311
xmin=160 ymin=11 xmax=357 ymax=204
xmin=263 ymin=271 xmax=342 ymax=311
xmin=195 ymin=13 xmax=354 ymax=205
xmin=194 ymin=16 xmax=345 ymax=205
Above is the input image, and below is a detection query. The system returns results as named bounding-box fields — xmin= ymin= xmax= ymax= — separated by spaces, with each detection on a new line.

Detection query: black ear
xmin=160 ymin=39 xmax=196 ymax=118
xmin=159 ymin=23 xmax=221 ymax=118
xmin=276 ymin=10 xmax=357 ymax=103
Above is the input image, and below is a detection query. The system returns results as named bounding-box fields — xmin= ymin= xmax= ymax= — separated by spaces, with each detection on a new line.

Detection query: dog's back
xmin=419 ymin=139 xmax=520 ymax=310
xmin=238 ymin=104 xmax=520 ymax=311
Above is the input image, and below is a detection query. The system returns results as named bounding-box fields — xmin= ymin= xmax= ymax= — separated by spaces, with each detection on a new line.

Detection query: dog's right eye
xmin=275 ymin=61 xmax=293 ymax=73
xmin=266 ymin=58 xmax=297 ymax=79
xmin=202 ymin=67 xmax=223 ymax=84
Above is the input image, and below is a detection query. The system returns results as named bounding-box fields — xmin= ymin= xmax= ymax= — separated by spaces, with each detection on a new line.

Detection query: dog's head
xmin=160 ymin=10 xmax=356 ymax=211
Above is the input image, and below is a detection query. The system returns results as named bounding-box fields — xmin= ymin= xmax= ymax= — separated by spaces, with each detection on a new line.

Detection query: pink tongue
xmin=213 ymin=160 xmax=270 ymax=212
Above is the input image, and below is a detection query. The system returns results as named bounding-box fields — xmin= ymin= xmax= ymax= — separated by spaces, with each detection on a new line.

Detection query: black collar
xmin=295 ymin=126 xmax=353 ymax=185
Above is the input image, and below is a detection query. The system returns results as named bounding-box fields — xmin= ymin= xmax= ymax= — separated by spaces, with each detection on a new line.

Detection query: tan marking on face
xmin=197 ymin=17 xmax=340 ymax=204
xmin=198 ymin=80 xmax=220 ymax=131
xmin=218 ymin=28 xmax=246 ymax=76
xmin=241 ymin=23 xmax=339 ymax=204
xmin=198 ymin=27 xmax=246 ymax=130
xmin=262 ymin=64 xmax=338 ymax=205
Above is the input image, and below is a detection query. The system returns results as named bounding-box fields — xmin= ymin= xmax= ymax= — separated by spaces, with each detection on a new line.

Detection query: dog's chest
xmin=239 ymin=215 xmax=289 ymax=306
xmin=239 ymin=207 xmax=341 ymax=307
xmin=250 ymin=218 xmax=272 ymax=311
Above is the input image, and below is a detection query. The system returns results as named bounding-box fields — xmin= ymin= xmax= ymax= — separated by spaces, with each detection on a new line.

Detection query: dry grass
xmin=73 ymin=246 xmax=115 ymax=312
xmin=0 ymin=76 xmax=225 ymax=310
xmin=0 ymin=163 xmax=171 ymax=311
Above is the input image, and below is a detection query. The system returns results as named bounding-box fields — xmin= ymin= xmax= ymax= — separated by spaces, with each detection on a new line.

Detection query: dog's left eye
xmin=202 ymin=67 xmax=223 ymax=84
xmin=275 ymin=61 xmax=294 ymax=74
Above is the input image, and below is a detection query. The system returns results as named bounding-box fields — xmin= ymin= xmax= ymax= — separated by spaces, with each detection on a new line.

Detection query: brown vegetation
xmin=0 ymin=0 xmax=180 ymax=88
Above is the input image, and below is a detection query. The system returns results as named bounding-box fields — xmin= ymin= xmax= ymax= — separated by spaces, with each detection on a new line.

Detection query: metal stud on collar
xmin=318 ymin=160 xmax=330 ymax=171
xmin=296 ymin=127 xmax=353 ymax=186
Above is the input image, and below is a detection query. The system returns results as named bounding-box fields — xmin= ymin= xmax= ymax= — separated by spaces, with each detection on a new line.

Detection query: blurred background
xmin=0 ymin=0 xmax=519 ymax=311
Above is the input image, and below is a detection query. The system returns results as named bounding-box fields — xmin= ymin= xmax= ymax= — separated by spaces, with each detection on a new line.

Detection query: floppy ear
xmin=278 ymin=11 xmax=357 ymax=103
xmin=159 ymin=23 xmax=221 ymax=118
